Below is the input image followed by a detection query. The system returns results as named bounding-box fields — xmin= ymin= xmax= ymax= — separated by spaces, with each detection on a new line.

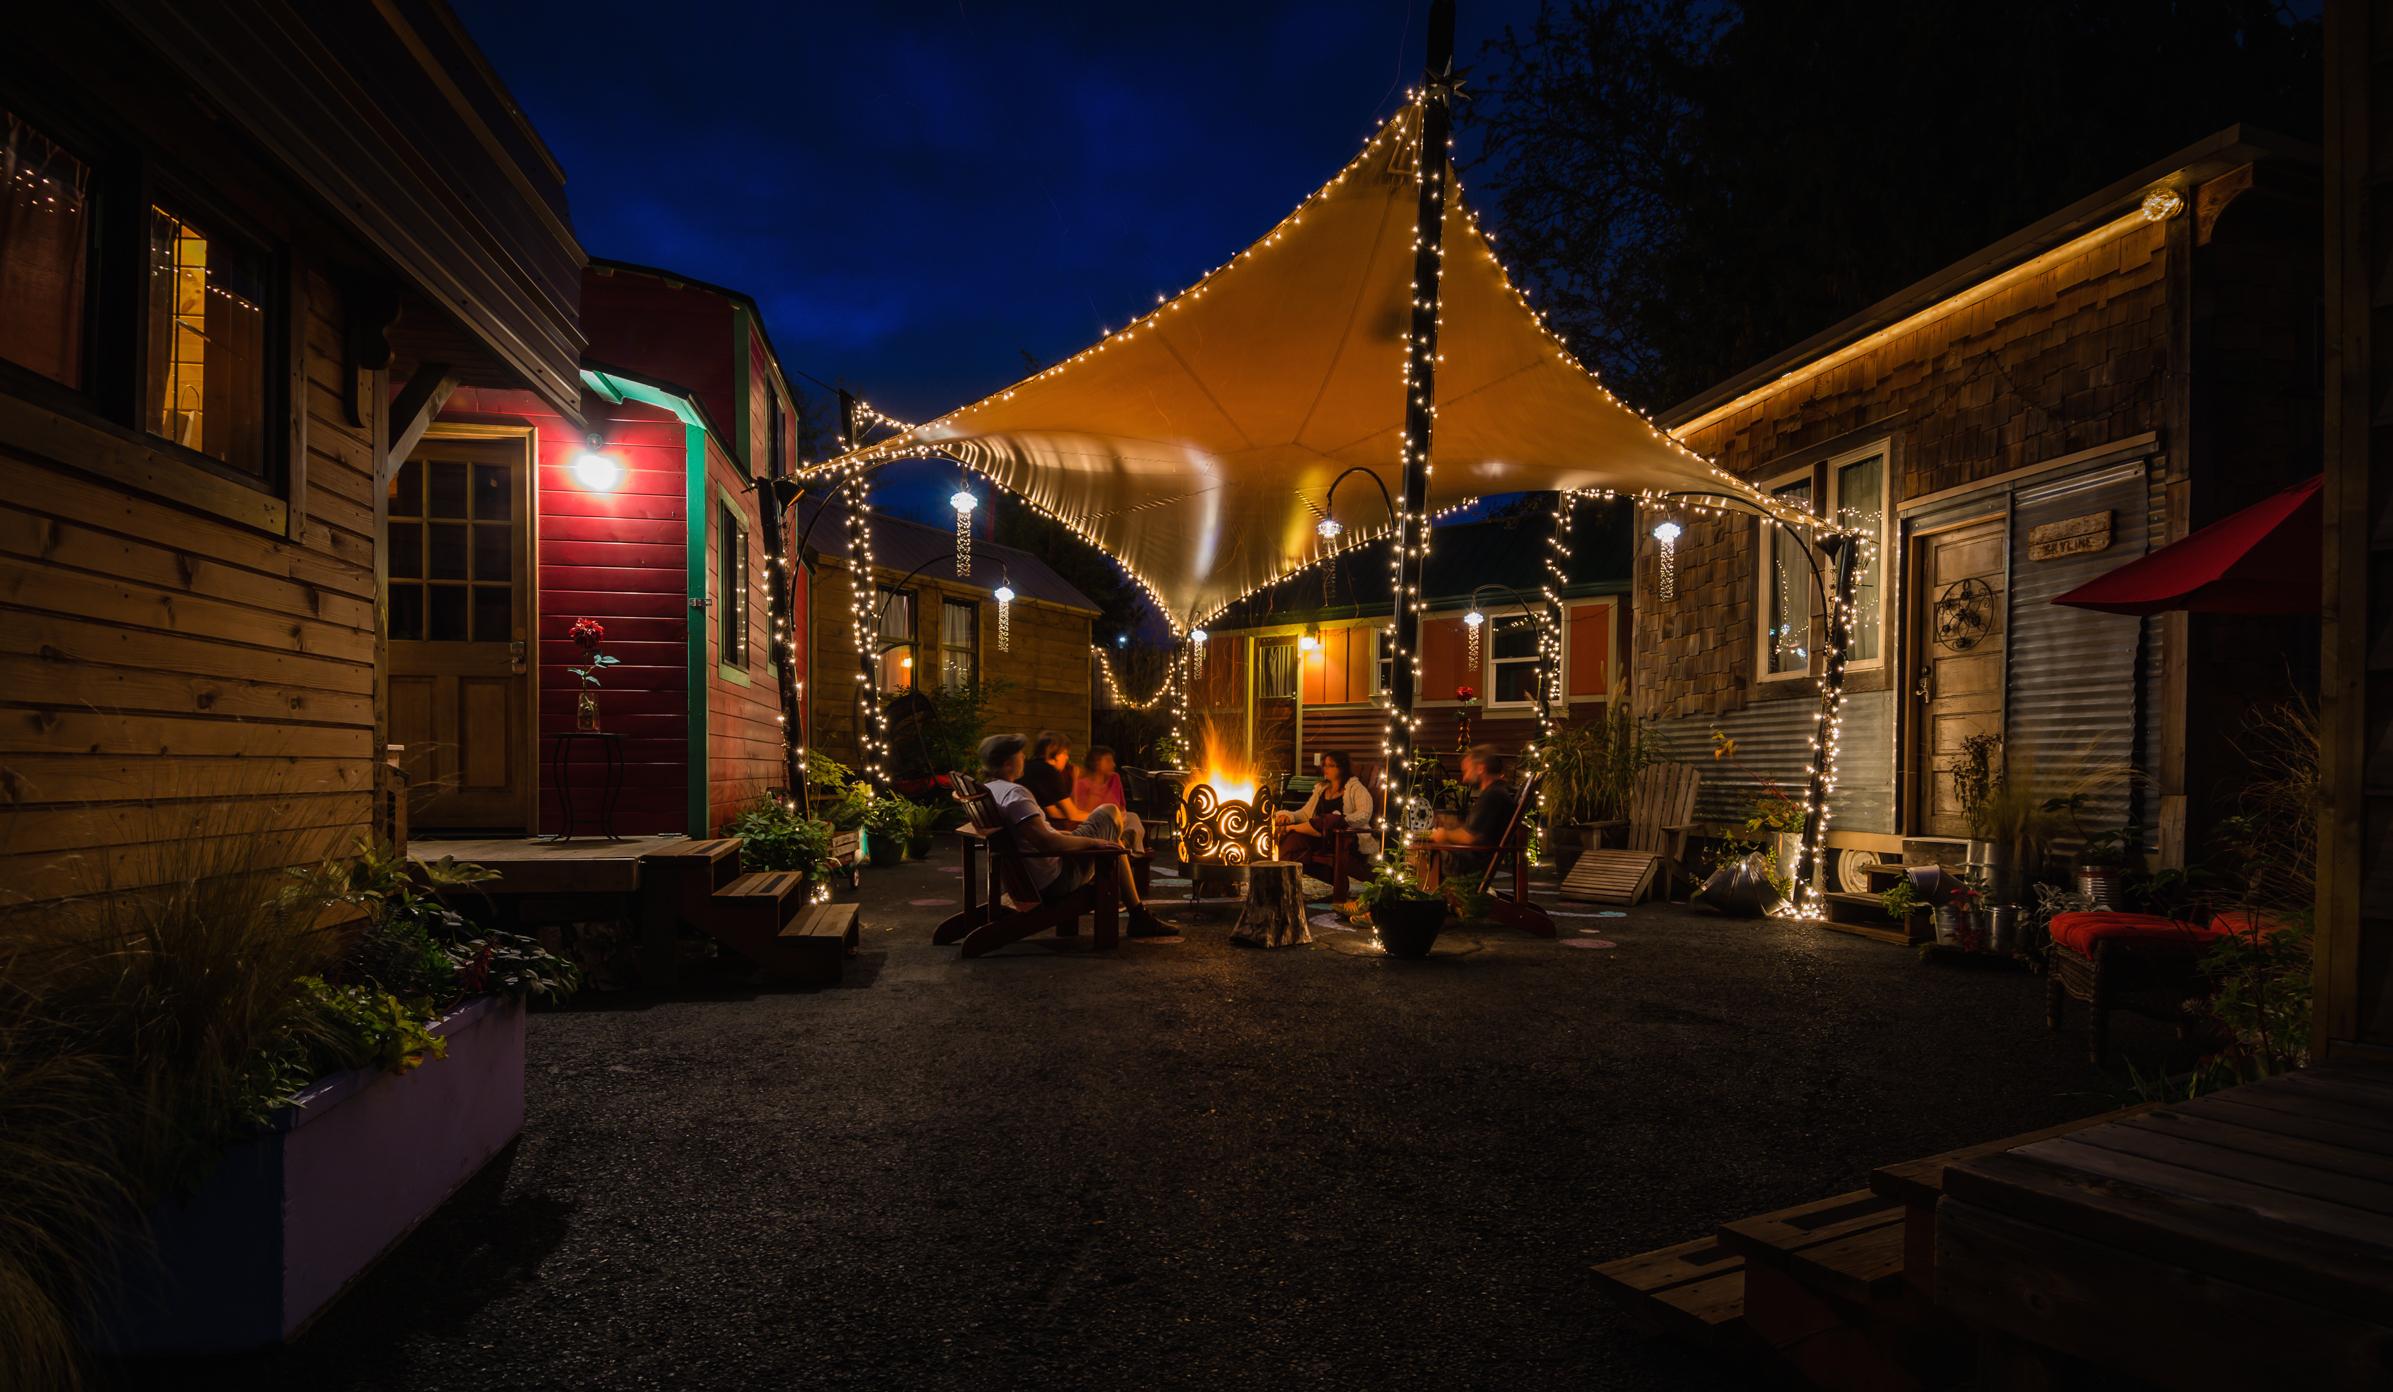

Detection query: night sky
xmin=455 ymin=1 xmax=1544 ymax=525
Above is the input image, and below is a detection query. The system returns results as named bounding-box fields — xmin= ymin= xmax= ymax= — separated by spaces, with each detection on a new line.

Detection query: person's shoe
xmin=1127 ymin=910 xmax=1178 ymax=938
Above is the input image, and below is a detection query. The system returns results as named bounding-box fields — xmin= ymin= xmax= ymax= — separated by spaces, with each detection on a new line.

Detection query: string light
xmin=1190 ymin=626 xmax=1207 ymax=682
xmin=1092 ymin=644 xmax=1173 ymax=710
xmin=1463 ymin=608 xmax=1483 ymax=671
xmin=992 ymin=582 xmax=1014 ymax=650
xmin=840 ymin=478 xmax=891 ymax=788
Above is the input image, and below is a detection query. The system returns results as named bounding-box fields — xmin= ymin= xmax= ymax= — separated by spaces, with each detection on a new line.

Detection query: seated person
xmin=1074 ymin=744 xmax=1128 ymax=815
xmin=1025 ymin=729 xmax=1146 ymax=853
xmin=1412 ymin=744 xmax=1516 ymax=889
xmin=1272 ymin=749 xmax=1378 ymax=860
xmin=979 ymin=733 xmax=1171 ymax=937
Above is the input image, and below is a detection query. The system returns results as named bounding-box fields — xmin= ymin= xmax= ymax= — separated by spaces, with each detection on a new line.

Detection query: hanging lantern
xmin=1652 ymin=520 xmax=1682 ymax=601
xmin=993 ymin=583 xmax=1014 ymax=651
xmin=950 ymin=487 xmax=977 ymax=577
xmin=1463 ymin=608 xmax=1483 ymax=671
xmin=1191 ymin=627 xmax=1207 ymax=682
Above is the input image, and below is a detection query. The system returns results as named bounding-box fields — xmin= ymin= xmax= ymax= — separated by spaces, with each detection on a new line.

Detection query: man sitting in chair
xmin=980 ymin=733 xmax=1174 ymax=938
xmin=1412 ymin=744 xmax=1516 ymax=889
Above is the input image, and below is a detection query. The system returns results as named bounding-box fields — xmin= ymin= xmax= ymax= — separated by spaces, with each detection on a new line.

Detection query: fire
xmin=1191 ymin=723 xmax=1258 ymax=806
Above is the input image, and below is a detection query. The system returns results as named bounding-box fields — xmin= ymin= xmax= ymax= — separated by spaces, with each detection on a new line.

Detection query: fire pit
xmin=1173 ymin=736 xmax=1276 ymax=901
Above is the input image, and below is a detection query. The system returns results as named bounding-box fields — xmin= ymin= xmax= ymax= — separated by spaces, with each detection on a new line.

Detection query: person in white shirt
xmin=978 ymin=733 xmax=1174 ymax=938
xmin=1272 ymin=749 xmax=1378 ymax=859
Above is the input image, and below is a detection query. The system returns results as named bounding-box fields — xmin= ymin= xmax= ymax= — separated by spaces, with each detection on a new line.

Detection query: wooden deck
xmin=408 ymin=834 xmax=695 ymax=896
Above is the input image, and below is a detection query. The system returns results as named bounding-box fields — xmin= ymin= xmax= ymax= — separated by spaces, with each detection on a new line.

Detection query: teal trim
xmin=580 ymin=367 xmax=707 ymax=429
xmin=685 ymin=421 xmax=710 ymax=835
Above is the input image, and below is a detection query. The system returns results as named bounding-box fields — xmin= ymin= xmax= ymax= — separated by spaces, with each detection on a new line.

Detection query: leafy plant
xmin=2076 ymin=825 xmax=2137 ymax=870
xmin=729 ymin=798 xmax=836 ymax=877
xmin=1710 ymin=729 xmax=1803 ymax=835
xmin=1353 ymin=862 xmax=1446 ymax=911
xmin=1536 ymin=711 xmax=1652 ymax=825
xmin=891 ymin=679 xmax=1011 ymax=782
xmin=1952 ymin=732 xmax=2005 ymax=836
xmin=901 ymin=799 xmax=944 ymax=848
xmin=860 ymin=789 xmax=915 ymax=843
xmin=1879 ymin=878 xmax=1921 ymax=919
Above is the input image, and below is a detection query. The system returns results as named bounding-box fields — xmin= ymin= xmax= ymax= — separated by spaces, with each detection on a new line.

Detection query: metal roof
xmin=798 ymin=500 xmax=1101 ymax=615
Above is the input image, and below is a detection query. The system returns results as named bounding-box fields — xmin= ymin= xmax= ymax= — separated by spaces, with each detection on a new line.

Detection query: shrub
xmin=728 ymin=799 xmax=835 ymax=877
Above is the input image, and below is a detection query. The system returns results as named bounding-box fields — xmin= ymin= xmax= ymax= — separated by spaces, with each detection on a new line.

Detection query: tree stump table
xmin=1231 ymin=860 xmax=1311 ymax=948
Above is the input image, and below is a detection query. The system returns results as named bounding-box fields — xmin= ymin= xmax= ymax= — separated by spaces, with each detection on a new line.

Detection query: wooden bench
xmin=933 ymin=771 xmax=1125 ymax=958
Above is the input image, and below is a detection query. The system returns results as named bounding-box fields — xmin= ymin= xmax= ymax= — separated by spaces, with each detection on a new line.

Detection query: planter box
xmin=103 ymin=996 xmax=526 ymax=1353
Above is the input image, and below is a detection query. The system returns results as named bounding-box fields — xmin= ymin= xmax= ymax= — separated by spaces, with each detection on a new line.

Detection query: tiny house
xmin=1191 ymin=506 xmax=1634 ymax=788
xmin=0 ymin=4 xmax=584 ymax=904
xmin=410 ymin=262 xmax=808 ymax=837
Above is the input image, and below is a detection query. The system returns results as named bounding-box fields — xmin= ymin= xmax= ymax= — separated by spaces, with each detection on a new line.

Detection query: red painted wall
xmin=582 ymin=270 xmax=736 ymax=436
xmin=703 ymin=428 xmax=789 ymax=832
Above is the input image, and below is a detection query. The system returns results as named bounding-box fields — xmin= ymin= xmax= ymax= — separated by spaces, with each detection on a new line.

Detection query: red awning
xmin=2051 ymin=474 xmax=2321 ymax=616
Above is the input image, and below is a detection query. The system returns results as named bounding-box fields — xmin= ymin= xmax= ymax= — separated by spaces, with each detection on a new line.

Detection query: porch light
xmin=2140 ymin=187 xmax=2184 ymax=222
xmin=1652 ymin=520 xmax=1682 ymax=600
xmin=572 ymin=434 xmax=619 ymax=491
xmin=1316 ymin=517 xmax=1343 ymax=541
xmin=1298 ymin=627 xmax=1320 ymax=653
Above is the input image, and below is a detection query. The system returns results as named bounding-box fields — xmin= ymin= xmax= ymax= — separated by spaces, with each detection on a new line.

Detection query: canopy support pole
xmin=838 ymin=390 xmax=891 ymax=790
xmin=1793 ymin=534 xmax=1857 ymax=913
xmin=1382 ymin=0 xmax=1457 ymax=859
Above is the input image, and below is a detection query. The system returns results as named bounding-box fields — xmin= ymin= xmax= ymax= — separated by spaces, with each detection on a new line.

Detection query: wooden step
xmin=1591 ymin=1233 xmax=1750 ymax=1344
xmin=770 ymin=902 xmax=860 ymax=985
xmin=643 ymin=836 xmax=746 ymax=893
xmin=1719 ymin=1188 xmax=1908 ymax=1306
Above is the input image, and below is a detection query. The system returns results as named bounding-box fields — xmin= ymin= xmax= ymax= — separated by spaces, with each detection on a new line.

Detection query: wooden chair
xmin=1564 ymin=761 xmax=1701 ymax=904
xmin=933 ymin=771 xmax=1125 ymax=958
xmin=1417 ymin=770 xmax=1557 ymax=938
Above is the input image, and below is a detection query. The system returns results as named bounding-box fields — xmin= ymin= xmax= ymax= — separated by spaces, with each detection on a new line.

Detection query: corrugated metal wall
xmin=2005 ymin=460 xmax=2157 ymax=856
xmin=1647 ymin=691 xmax=1892 ymax=831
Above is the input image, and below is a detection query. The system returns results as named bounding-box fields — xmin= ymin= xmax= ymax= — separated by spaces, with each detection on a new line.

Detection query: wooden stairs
xmin=638 ymin=836 xmax=860 ymax=986
xmin=1593 ymin=1105 xmax=2155 ymax=1388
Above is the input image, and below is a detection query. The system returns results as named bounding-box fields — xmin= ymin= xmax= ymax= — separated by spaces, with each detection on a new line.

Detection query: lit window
xmin=1762 ymin=476 xmax=1816 ymax=677
xmin=940 ymin=598 xmax=978 ymax=690
xmin=1375 ymin=628 xmax=1393 ymax=694
xmin=876 ymin=584 xmax=914 ymax=692
xmin=145 ymin=202 xmax=269 ymax=478
xmin=719 ymin=502 xmax=750 ymax=667
xmin=1831 ymin=452 xmax=1886 ymax=664
xmin=0 ymin=109 xmax=91 ymax=388
xmin=1489 ymin=619 xmax=1540 ymax=705
xmin=1256 ymin=641 xmax=1297 ymax=699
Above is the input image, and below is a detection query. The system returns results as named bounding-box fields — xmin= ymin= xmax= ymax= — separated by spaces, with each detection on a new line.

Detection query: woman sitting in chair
xmin=1273 ymin=750 xmax=1377 ymax=861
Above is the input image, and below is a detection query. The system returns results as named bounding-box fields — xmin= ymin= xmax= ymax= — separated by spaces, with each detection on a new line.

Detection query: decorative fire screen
xmin=1176 ymin=782 xmax=1275 ymax=866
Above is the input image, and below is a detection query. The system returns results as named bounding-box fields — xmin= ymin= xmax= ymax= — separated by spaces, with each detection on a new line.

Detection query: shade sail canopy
xmin=2052 ymin=474 xmax=2321 ymax=616
xmin=807 ymin=103 xmax=1792 ymax=628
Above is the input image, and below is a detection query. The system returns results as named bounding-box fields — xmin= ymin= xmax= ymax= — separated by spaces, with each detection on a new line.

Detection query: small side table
xmin=546 ymin=730 xmax=626 ymax=841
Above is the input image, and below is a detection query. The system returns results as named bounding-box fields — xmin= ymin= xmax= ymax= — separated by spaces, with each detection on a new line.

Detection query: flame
xmin=1191 ymin=722 xmax=1258 ymax=807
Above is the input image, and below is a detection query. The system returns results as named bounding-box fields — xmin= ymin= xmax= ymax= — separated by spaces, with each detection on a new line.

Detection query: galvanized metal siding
xmin=1647 ymin=691 xmax=1892 ymax=831
xmin=2005 ymin=460 xmax=2153 ymax=856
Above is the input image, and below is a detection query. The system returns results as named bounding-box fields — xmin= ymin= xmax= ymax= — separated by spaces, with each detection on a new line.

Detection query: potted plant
xmin=902 ymin=800 xmax=942 ymax=859
xmin=2076 ymin=826 xmax=2136 ymax=908
xmin=860 ymin=791 xmax=912 ymax=868
xmin=565 ymin=617 xmax=618 ymax=731
xmin=728 ymin=797 xmax=836 ymax=880
xmin=1354 ymin=863 xmax=1452 ymax=959
xmin=1712 ymin=730 xmax=1808 ymax=886
xmin=1879 ymin=876 xmax=1924 ymax=932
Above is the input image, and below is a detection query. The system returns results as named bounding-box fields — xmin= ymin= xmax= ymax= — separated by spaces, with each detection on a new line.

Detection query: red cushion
xmin=2209 ymin=910 xmax=2293 ymax=942
xmin=2047 ymin=911 xmax=2220 ymax=955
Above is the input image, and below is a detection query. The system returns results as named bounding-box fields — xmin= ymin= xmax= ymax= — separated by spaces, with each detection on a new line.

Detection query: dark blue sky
xmin=456 ymin=1 xmax=1543 ymax=521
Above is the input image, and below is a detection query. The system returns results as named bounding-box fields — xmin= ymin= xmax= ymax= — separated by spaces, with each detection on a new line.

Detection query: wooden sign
xmin=2027 ymin=510 xmax=2111 ymax=561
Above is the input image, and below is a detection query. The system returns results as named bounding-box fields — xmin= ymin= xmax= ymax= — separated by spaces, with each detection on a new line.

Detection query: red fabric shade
xmin=2051 ymin=474 xmax=2321 ymax=616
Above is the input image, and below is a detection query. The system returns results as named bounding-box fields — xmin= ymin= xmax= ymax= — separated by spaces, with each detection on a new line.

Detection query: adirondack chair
xmin=933 ymin=770 xmax=1125 ymax=958
xmin=1564 ymin=761 xmax=1701 ymax=904
xmin=1290 ymin=770 xmax=1379 ymax=901
xmin=1416 ymin=769 xmax=1557 ymax=938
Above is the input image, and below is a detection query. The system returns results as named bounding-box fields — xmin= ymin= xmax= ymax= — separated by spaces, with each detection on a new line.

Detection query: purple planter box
xmin=103 ymin=996 xmax=526 ymax=1353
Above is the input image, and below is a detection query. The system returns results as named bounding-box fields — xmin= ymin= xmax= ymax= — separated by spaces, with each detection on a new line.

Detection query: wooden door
xmin=1908 ymin=518 xmax=2006 ymax=837
xmin=386 ymin=436 xmax=534 ymax=830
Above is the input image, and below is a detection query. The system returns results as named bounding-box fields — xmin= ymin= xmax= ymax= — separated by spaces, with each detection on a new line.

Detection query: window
xmin=876 ymin=584 xmax=914 ymax=692
xmin=144 ymin=201 xmax=269 ymax=479
xmin=1257 ymin=641 xmax=1298 ymax=699
xmin=1488 ymin=618 xmax=1541 ymax=705
xmin=1829 ymin=449 xmax=1887 ymax=665
xmin=718 ymin=501 xmax=750 ymax=668
xmin=0 ymin=109 xmax=91 ymax=388
xmin=940 ymin=598 xmax=978 ymax=690
xmin=1375 ymin=628 xmax=1393 ymax=695
xmin=1761 ymin=474 xmax=1816 ymax=678
xmin=387 ymin=456 xmax=513 ymax=642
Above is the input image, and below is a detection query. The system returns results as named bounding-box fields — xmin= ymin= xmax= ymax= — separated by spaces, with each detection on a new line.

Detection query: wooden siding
xmin=705 ymin=435 xmax=786 ymax=831
xmin=805 ymin=562 xmax=1091 ymax=770
xmin=0 ymin=268 xmax=378 ymax=901
xmin=529 ymin=398 xmax=690 ymax=834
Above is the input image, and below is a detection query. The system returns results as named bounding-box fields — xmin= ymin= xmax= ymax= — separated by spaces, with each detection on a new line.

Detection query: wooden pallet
xmin=1591 ymin=1233 xmax=1750 ymax=1344
xmin=1820 ymin=890 xmax=1921 ymax=946
xmin=1560 ymin=849 xmax=1661 ymax=904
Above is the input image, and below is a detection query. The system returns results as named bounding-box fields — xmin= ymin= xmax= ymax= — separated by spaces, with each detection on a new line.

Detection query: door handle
xmin=510 ymin=639 xmax=528 ymax=674
xmin=1914 ymin=667 xmax=1933 ymax=701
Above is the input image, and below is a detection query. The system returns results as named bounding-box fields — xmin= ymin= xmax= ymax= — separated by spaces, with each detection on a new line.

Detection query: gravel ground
xmin=146 ymin=851 xmax=2182 ymax=1392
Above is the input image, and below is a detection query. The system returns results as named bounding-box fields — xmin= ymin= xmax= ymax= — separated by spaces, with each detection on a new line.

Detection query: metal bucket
xmin=2076 ymin=865 xmax=2122 ymax=910
xmin=1985 ymin=904 xmax=2020 ymax=955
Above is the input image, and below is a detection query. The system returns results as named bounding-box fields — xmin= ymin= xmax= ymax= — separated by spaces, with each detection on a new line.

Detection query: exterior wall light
xmin=1652 ymin=520 xmax=1682 ymax=600
xmin=1463 ymin=607 xmax=1484 ymax=670
xmin=950 ymin=488 xmax=977 ymax=577
xmin=1298 ymin=627 xmax=1320 ymax=653
xmin=1316 ymin=517 xmax=1343 ymax=540
xmin=572 ymin=434 xmax=619 ymax=491
xmin=2140 ymin=187 xmax=2184 ymax=222
xmin=992 ymin=583 xmax=1015 ymax=651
